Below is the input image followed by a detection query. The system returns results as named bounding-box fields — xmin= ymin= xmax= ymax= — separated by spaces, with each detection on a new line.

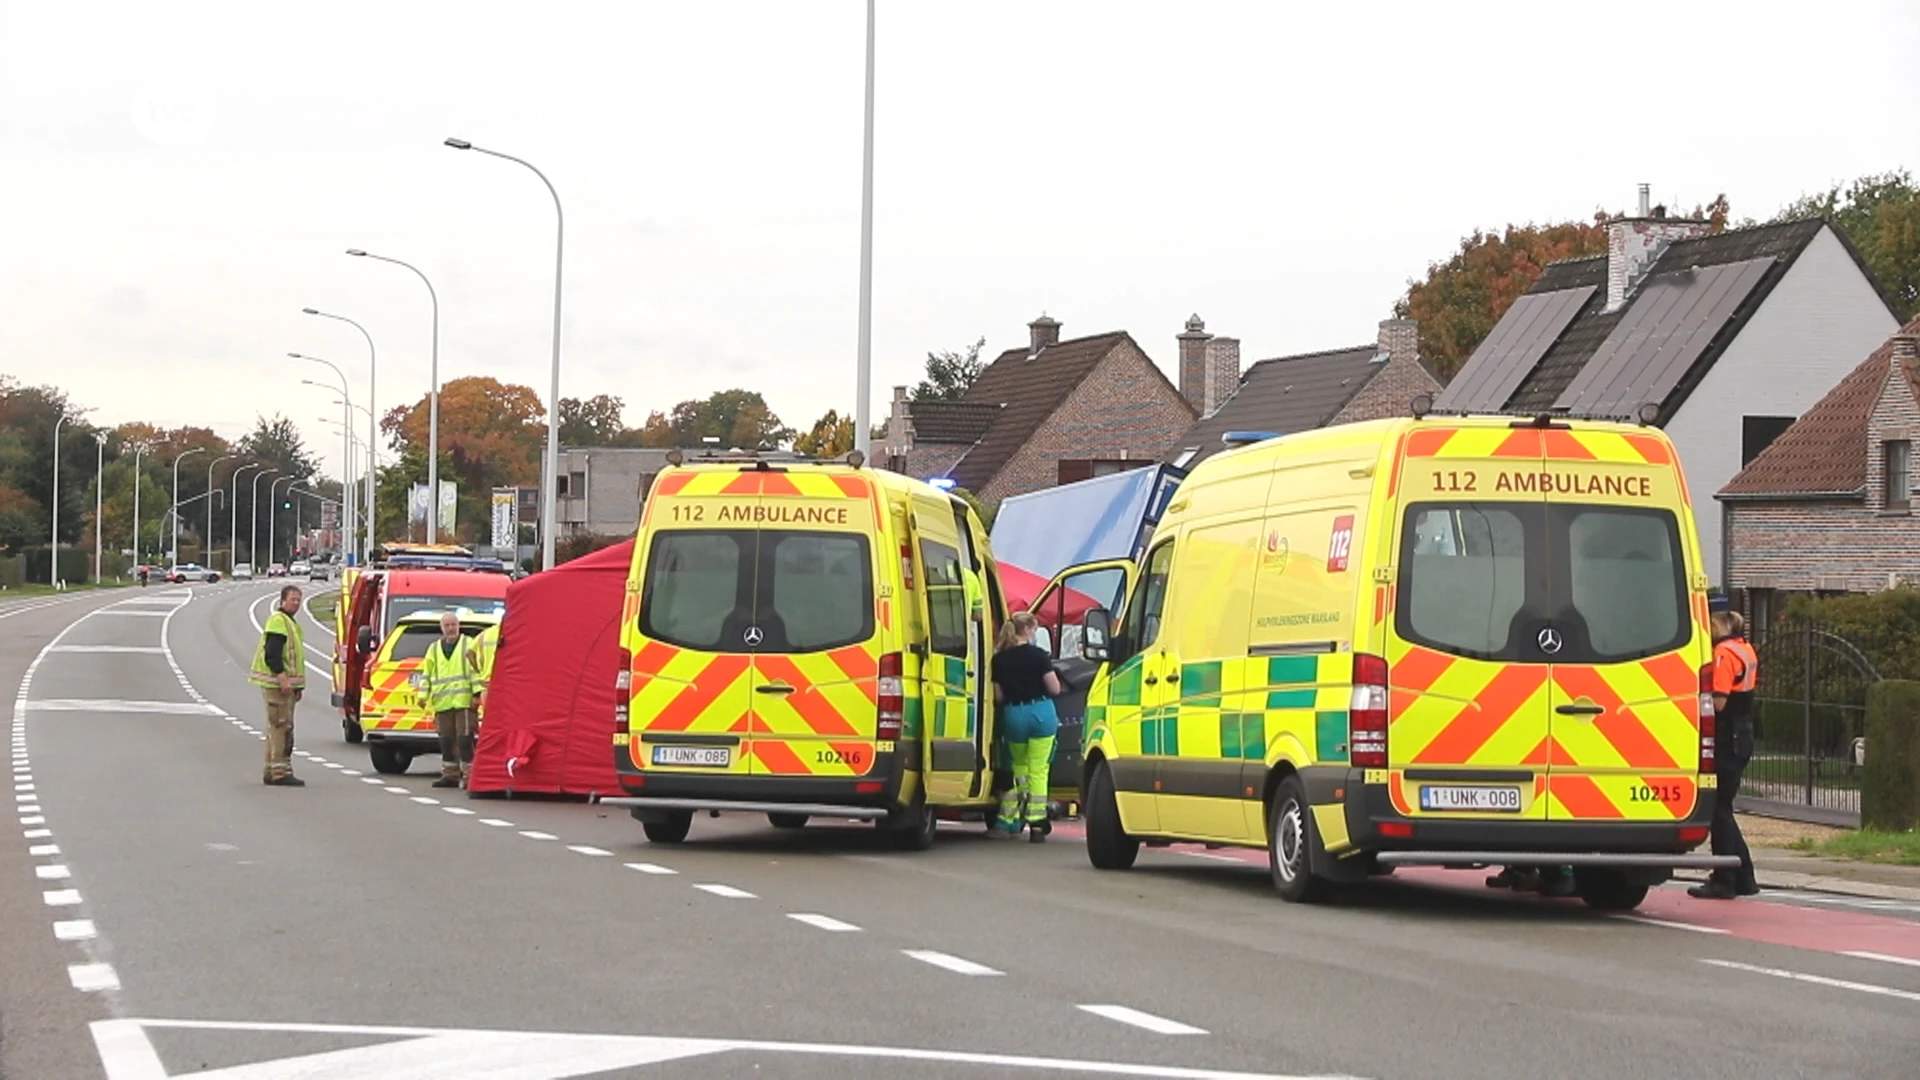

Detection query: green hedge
xmin=21 ymin=546 xmax=92 ymax=586
xmin=1863 ymin=680 xmax=1920 ymax=830
xmin=1784 ymin=587 xmax=1920 ymax=681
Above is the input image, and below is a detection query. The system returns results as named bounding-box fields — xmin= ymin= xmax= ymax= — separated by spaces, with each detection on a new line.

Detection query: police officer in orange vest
xmin=1691 ymin=610 xmax=1759 ymax=899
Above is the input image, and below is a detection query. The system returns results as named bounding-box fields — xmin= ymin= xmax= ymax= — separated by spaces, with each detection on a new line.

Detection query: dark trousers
xmin=1711 ymin=725 xmax=1755 ymax=886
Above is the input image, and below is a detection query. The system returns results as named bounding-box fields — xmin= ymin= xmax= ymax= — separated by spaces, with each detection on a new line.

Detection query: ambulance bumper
xmin=609 ymin=771 xmax=906 ymax=811
xmin=601 ymin=797 xmax=889 ymax=821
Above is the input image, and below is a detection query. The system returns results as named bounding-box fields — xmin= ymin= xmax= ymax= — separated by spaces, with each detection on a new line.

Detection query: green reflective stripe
xmin=903 ymin=696 xmax=924 ymax=739
xmin=1217 ymin=713 xmax=1265 ymax=760
xmin=1315 ymin=710 xmax=1350 ymax=763
xmin=1266 ymin=689 xmax=1317 ymax=709
xmin=1180 ymin=662 xmax=1222 ymax=696
xmin=1266 ymin=655 xmax=1318 ymax=686
xmin=1109 ymin=660 xmax=1143 ymax=706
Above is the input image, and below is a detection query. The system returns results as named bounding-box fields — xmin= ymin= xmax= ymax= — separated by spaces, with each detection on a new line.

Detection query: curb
xmin=1671 ymin=866 xmax=1920 ymax=903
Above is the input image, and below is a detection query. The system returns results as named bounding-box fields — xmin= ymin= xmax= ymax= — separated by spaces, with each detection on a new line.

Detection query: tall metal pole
xmin=295 ymin=355 xmax=355 ymax=562
xmin=232 ymin=463 xmax=262 ymax=572
xmin=250 ymin=468 xmax=278 ymax=571
xmin=302 ymin=309 xmax=376 ymax=561
xmin=347 ymin=250 xmax=442 ymax=542
xmin=132 ymin=444 xmax=146 ymax=568
xmin=268 ymin=476 xmax=295 ymax=568
xmin=171 ymin=448 xmax=205 ymax=567
xmin=853 ymin=0 xmax=877 ymax=461
xmin=205 ymin=454 xmax=235 ymax=572
xmin=50 ymin=414 xmax=70 ymax=583
xmin=443 ymin=137 xmax=564 ymax=570
xmin=93 ymin=433 xmax=106 ymax=583
xmin=319 ymin=417 xmax=361 ymax=560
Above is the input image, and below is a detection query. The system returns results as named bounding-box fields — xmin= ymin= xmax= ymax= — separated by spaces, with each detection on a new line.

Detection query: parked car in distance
xmin=268 ymin=563 xmax=288 ymax=578
xmin=232 ymin=563 xmax=254 ymax=581
xmin=307 ymin=561 xmax=330 ymax=581
xmin=166 ymin=564 xmax=220 ymax=584
xmin=288 ymin=560 xmax=311 ymax=578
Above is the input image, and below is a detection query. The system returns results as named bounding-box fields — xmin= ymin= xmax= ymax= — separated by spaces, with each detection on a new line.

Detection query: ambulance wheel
xmin=888 ymin=793 xmax=938 ymax=851
xmin=1575 ymin=869 xmax=1650 ymax=911
xmin=643 ymin=812 xmax=693 ymax=844
xmin=342 ymin=718 xmax=364 ymax=744
xmin=368 ymin=744 xmax=410 ymax=775
xmin=768 ymin=813 xmax=809 ymax=830
xmin=1268 ymin=775 xmax=1331 ymax=903
xmin=1084 ymin=762 xmax=1139 ymax=871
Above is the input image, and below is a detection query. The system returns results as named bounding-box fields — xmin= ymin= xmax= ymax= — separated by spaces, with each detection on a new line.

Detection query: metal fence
xmin=1747 ymin=619 xmax=1878 ymax=826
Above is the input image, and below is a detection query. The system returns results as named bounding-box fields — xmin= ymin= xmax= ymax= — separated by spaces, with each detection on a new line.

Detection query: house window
xmin=1747 ymin=588 xmax=1774 ymax=645
xmin=1741 ymin=416 xmax=1795 ymax=466
xmin=1887 ymin=440 xmax=1912 ymax=511
xmin=1057 ymin=459 xmax=1134 ymax=485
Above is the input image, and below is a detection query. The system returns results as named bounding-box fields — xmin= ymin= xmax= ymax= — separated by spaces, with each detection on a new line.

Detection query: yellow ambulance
xmin=359 ymin=607 xmax=503 ymax=775
xmin=604 ymin=454 xmax=1008 ymax=849
xmin=1045 ymin=412 xmax=1736 ymax=909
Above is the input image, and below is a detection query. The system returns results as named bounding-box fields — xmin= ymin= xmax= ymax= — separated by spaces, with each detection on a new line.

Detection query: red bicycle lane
xmin=1045 ymin=821 xmax=1920 ymax=965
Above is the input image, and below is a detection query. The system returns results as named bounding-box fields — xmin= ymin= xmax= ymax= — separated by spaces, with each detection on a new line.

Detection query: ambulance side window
xmin=920 ymin=540 xmax=968 ymax=658
xmin=1115 ymin=540 xmax=1175 ymax=662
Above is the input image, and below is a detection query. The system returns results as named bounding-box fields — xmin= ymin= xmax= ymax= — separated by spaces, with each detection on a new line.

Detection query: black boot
xmin=432 ymin=775 xmax=461 ymax=789
xmin=264 ymin=774 xmax=306 ymax=787
xmin=1688 ymin=878 xmax=1740 ymax=900
xmin=1737 ymin=874 xmax=1760 ymax=897
xmin=1027 ymin=818 xmax=1051 ymax=843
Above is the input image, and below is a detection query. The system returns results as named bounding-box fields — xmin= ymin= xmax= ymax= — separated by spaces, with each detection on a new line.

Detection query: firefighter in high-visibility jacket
xmin=1691 ymin=610 xmax=1760 ymax=899
xmin=418 ymin=613 xmax=478 ymax=789
xmin=250 ymin=585 xmax=307 ymax=787
xmin=470 ymin=623 xmax=501 ymax=725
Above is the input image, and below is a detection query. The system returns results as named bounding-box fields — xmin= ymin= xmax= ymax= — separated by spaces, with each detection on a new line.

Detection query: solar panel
xmin=1553 ymin=257 xmax=1774 ymax=417
xmin=1433 ymin=286 xmax=1594 ymax=412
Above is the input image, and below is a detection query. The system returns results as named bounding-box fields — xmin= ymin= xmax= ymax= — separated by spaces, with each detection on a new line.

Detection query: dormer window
xmin=1888 ymin=440 xmax=1912 ymax=511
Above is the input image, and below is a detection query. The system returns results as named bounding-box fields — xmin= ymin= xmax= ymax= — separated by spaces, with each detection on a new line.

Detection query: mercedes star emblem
xmin=1536 ymin=627 xmax=1563 ymax=655
xmin=743 ymin=626 xmax=765 ymax=647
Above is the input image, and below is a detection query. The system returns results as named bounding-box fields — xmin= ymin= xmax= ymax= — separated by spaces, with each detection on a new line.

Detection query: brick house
xmin=1716 ymin=321 xmax=1920 ymax=628
xmin=1431 ymin=195 xmax=1902 ymax=584
xmin=1165 ymin=317 xmax=1442 ymax=468
xmin=879 ymin=315 xmax=1196 ymax=503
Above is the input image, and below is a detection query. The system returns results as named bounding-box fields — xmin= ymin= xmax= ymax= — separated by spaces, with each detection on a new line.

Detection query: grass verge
xmin=0 ymin=581 xmax=131 ymax=599
xmin=306 ymin=590 xmax=340 ymax=625
xmin=1788 ymin=828 xmax=1920 ymax=866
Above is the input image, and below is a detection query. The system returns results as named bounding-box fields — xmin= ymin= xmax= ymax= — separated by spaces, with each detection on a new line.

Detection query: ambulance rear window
xmin=388 ymin=625 xmax=447 ymax=662
xmin=1397 ymin=502 xmax=1687 ymax=663
xmin=640 ymin=530 xmax=873 ymax=653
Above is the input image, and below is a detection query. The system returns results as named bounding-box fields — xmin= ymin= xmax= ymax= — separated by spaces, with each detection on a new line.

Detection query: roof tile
xmin=1166 ymin=344 xmax=1380 ymax=465
xmin=948 ymin=332 xmax=1131 ymax=492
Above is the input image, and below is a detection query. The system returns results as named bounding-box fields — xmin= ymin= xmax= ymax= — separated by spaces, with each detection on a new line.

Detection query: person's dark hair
xmin=279 ymin=584 xmax=302 ymax=604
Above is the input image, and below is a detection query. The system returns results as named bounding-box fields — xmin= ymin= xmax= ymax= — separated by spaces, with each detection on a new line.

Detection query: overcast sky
xmin=3 ymin=0 xmax=1917 ymax=483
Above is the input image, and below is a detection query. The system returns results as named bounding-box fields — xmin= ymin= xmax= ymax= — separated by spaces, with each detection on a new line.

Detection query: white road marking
xmin=15 ymin=792 xmax=36 ymax=801
xmin=411 ymin=796 xmax=440 ymax=805
xmin=323 ymin=763 xmax=343 ymax=769
xmin=1077 ymin=1005 xmax=1209 ymax=1035
xmin=47 ymin=645 xmax=167 ymax=654
xmin=24 ymin=828 xmax=52 ymax=838
xmin=788 ymin=913 xmax=861 ymax=932
xmin=44 ymin=889 xmax=82 ymax=906
xmin=24 ymin=699 xmax=219 ymax=715
xmin=443 ymin=806 xmax=477 ymax=816
xmin=479 ymin=818 xmax=515 ymax=827
xmin=307 ymin=757 xmax=329 ymax=764
xmin=36 ymin=864 xmax=71 ymax=879
xmin=81 ymin=609 xmax=168 ymax=617
xmin=1702 ymin=958 xmax=1920 ymax=1003
xmin=340 ymin=769 xmax=362 ymax=776
xmin=361 ymin=777 xmax=385 ymax=785
xmin=624 ymin=862 xmax=677 ymax=875
xmin=54 ymin=919 xmax=97 ymax=941
xmin=384 ymin=786 xmax=410 ymax=795
xmin=21 ymin=815 xmax=45 ymax=825
xmin=692 ymin=884 xmax=756 ymax=899
xmin=14 ymin=783 xmax=32 ymax=791
xmin=519 ymin=831 xmax=558 ymax=841
xmin=1841 ymin=951 xmax=1920 ymax=969
xmin=68 ymin=963 xmax=120 ymax=992
xmin=902 ymin=950 xmax=1001 ymax=976
xmin=1177 ymin=850 xmax=1248 ymax=863
xmin=567 ymin=845 xmax=613 ymax=857
xmin=1616 ymin=915 xmax=1729 ymax=935
xmin=29 ymin=843 xmax=60 ymax=855
xmin=19 ymin=804 xmax=41 ymax=813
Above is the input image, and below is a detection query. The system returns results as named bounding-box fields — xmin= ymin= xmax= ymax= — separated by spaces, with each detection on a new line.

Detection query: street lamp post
xmin=293 ymin=354 xmax=356 ymax=561
xmin=93 ymin=433 xmax=107 ymax=583
xmin=49 ymin=414 xmax=71 ymax=584
xmin=444 ymin=136 xmax=564 ymax=570
xmin=131 ymin=443 xmax=148 ymax=568
xmin=170 ymin=448 xmax=205 ymax=567
xmin=301 ymin=309 xmax=376 ymax=560
xmin=231 ymin=463 xmax=263 ymax=572
xmin=854 ymin=0 xmax=878 ymax=461
xmin=249 ymin=468 xmax=279 ymax=573
xmin=205 ymin=454 xmax=235 ymax=572
xmin=268 ymin=476 xmax=296 ymax=569
xmin=318 ymin=416 xmax=361 ymax=559
xmin=347 ymin=249 xmax=442 ymax=543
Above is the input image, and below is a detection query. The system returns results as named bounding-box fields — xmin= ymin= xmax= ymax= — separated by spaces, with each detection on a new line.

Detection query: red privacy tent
xmin=468 ymin=540 xmax=633 ymax=798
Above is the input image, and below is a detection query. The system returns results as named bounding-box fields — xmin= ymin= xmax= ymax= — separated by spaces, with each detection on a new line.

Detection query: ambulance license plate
xmin=652 ymin=746 xmax=730 ymax=768
xmin=1420 ymin=785 xmax=1522 ymax=812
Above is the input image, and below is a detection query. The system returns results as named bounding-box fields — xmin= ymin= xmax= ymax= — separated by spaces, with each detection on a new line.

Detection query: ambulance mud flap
xmin=1300 ymin=768 xmax=1371 ymax=885
xmin=600 ymin=797 xmax=889 ymax=823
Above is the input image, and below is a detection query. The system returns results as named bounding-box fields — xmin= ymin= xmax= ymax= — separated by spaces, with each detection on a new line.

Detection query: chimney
xmin=1028 ymin=313 xmax=1061 ymax=355
xmin=1177 ymin=314 xmax=1212 ymax=411
xmin=885 ymin=385 xmax=911 ymax=453
xmin=1376 ymin=318 xmax=1418 ymax=365
xmin=1606 ymin=183 xmax=1711 ymax=312
xmin=1202 ymin=337 xmax=1240 ymax=417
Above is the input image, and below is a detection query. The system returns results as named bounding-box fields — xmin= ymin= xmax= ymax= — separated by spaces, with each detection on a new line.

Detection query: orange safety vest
xmin=1712 ymin=636 xmax=1758 ymax=726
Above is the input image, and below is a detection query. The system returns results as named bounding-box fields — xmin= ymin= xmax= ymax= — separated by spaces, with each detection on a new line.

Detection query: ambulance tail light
xmin=877 ymin=652 xmax=904 ymax=741
xmin=1697 ymin=662 xmax=1716 ymax=773
xmin=1350 ymin=653 xmax=1390 ymax=769
xmin=614 ymin=648 xmax=632 ymax=728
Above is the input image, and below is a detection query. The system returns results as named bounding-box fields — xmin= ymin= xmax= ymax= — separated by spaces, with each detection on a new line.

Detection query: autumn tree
xmin=793 ymin=410 xmax=856 ymax=458
xmin=644 ymin=389 xmax=795 ymax=450
xmin=560 ymin=393 xmax=629 ymax=447
xmin=381 ymin=376 xmax=545 ymax=543
xmin=912 ymin=337 xmax=987 ymax=402
xmin=1397 ymin=196 xmax=1732 ymax=379
xmin=1777 ymin=170 xmax=1920 ymax=318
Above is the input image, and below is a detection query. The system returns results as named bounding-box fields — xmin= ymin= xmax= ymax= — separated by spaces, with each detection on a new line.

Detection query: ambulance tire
xmin=1574 ymin=869 xmax=1650 ymax=911
xmin=368 ymin=744 xmax=410 ymax=775
xmin=1268 ymin=776 xmax=1331 ymax=903
xmin=343 ymin=718 xmax=364 ymax=744
xmin=768 ymin=813 xmax=810 ymax=829
xmin=1084 ymin=762 xmax=1139 ymax=871
xmin=888 ymin=793 xmax=938 ymax=851
xmin=643 ymin=812 xmax=693 ymax=844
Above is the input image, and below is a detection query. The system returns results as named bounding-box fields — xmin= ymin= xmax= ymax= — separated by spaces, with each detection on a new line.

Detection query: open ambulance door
xmin=1025 ymin=559 xmax=1135 ymax=809
xmin=948 ymin=496 xmax=1004 ymax=800
xmin=340 ymin=573 xmax=384 ymax=725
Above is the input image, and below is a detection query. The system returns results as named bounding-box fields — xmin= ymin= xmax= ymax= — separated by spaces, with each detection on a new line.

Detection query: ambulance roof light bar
xmin=1409 ymin=396 xmax=1658 ymax=429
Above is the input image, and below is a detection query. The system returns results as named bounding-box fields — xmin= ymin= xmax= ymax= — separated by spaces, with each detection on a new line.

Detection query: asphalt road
xmin=5 ymin=582 xmax=1918 ymax=1079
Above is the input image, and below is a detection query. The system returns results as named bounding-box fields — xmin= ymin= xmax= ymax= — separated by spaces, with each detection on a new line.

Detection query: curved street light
xmin=50 ymin=414 xmax=73 ymax=583
xmin=249 ymin=467 xmax=279 ymax=571
xmin=293 ymin=354 xmax=358 ymax=560
xmin=205 ymin=454 xmax=236 ymax=573
xmin=231 ymin=463 xmax=264 ymax=572
xmin=170 ymin=448 xmax=206 ymax=566
xmin=347 ymin=248 xmax=442 ymax=542
xmin=301 ymin=308 xmax=377 ymax=558
xmin=268 ymin=475 xmax=297 ymax=568
xmin=93 ymin=433 xmax=107 ymax=583
xmin=445 ymin=136 xmax=563 ymax=570
xmin=130 ymin=442 xmax=149 ymax=567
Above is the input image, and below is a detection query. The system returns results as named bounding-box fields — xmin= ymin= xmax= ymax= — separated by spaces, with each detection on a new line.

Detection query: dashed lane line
xmin=54 ymin=919 xmax=97 ymax=942
xmin=1702 ymin=958 xmax=1920 ymax=1003
xmin=692 ymin=884 xmax=756 ymax=899
xmin=478 ymin=819 xmax=515 ymax=828
xmin=624 ymin=862 xmax=677 ymax=875
xmin=1077 ymin=1005 xmax=1209 ymax=1036
xmin=1616 ymin=915 xmax=1731 ymax=935
xmin=567 ymin=845 xmax=613 ymax=857
xmin=43 ymin=890 xmax=82 ymax=907
xmin=788 ymin=913 xmax=861 ymax=932
xmin=901 ymin=950 xmax=1001 ymax=976
xmin=518 ymin=831 xmax=558 ymax=841
xmin=68 ymin=964 xmax=120 ymax=992
xmin=1842 ymin=951 xmax=1920 ymax=969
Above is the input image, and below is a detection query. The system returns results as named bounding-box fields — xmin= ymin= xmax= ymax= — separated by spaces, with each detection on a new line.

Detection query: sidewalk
xmin=1668 ymin=841 xmax=1920 ymax=902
